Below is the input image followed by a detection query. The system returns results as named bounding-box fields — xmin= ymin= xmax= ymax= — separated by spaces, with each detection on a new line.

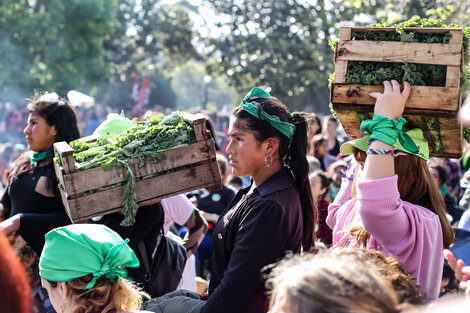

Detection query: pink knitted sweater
xmin=327 ymin=174 xmax=443 ymax=301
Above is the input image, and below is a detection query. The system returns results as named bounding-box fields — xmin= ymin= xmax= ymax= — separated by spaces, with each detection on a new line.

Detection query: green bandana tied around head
xmin=31 ymin=148 xmax=54 ymax=165
xmin=360 ymin=115 xmax=419 ymax=154
xmin=39 ymin=224 xmax=139 ymax=290
xmin=240 ymin=87 xmax=296 ymax=139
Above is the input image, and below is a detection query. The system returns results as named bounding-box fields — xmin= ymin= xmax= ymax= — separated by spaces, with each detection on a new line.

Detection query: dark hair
xmin=311 ymin=134 xmax=326 ymax=158
xmin=430 ymin=165 xmax=446 ymax=185
xmin=232 ymin=98 xmax=316 ymax=249
xmin=312 ymin=114 xmax=322 ymax=135
xmin=8 ymin=93 xmax=80 ymax=191
xmin=312 ymin=171 xmax=332 ymax=198
xmin=327 ymin=115 xmax=338 ymax=125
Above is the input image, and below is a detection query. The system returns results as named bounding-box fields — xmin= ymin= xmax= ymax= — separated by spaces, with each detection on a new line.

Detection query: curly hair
xmin=47 ymin=274 xmax=148 ymax=313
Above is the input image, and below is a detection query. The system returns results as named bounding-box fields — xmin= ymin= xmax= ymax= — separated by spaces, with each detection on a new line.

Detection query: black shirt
xmin=4 ymin=162 xmax=70 ymax=254
xmin=203 ymin=168 xmax=303 ymax=313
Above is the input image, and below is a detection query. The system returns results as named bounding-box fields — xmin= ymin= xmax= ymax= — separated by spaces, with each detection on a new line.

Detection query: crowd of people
xmin=1 ymin=81 xmax=470 ymax=313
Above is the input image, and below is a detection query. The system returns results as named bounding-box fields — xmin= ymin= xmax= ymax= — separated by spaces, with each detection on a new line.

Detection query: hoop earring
xmin=264 ymin=156 xmax=273 ymax=168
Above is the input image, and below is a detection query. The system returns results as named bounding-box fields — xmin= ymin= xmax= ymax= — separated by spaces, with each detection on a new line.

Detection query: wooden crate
xmin=331 ymin=26 xmax=465 ymax=158
xmin=54 ymin=113 xmax=222 ymax=223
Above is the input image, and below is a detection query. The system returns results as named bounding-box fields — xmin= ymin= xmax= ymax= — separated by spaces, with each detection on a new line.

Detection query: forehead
xmin=28 ymin=111 xmax=43 ymax=120
xmin=228 ymin=117 xmax=250 ymax=134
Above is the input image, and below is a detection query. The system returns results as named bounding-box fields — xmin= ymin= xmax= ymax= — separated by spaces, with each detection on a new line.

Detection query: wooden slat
xmin=344 ymin=26 xmax=462 ymax=35
xmin=334 ymin=27 xmax=351 ymax=83
xmin=332 ymin=104 xmax=462 ymax=158
xmin=438 ymin=117 xmax=463 ymax=157
xmin=62 ymin=139 xmax=216 ymax=195
xmin=331 ymin=84 xmax=460 ymax=111
xmin=336 ymin=40 xmax=461 ymax=65
xmin=66 ymin=162 xmax=222 ymax=222
xmin=447 ymin=29 xmax=463 ymax=88
xmin=53 ymin=142 xmax=75 ymax=174
xmin=182 ymin=113 xmax=209 ymax=142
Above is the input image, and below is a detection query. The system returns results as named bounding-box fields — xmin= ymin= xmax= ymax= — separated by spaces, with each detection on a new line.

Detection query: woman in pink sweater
xmin=327 ymin=80 xmax=453 ymax=301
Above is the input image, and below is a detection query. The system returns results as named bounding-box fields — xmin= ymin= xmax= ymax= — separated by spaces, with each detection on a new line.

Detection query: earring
xmin=264 ymin=156 xmax=273 ymax=168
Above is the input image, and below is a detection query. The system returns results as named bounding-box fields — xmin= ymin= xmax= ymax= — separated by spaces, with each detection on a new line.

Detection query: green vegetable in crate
xmin=63 ymin=111 xmax=196 ymax=226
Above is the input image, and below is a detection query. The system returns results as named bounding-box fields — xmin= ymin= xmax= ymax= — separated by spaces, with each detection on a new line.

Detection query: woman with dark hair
xmin=327 ymin=81 xmax=454 ymax=301
xmin=142 ymin=87 xmax=316 ymax=313
xmin=0 ymin=93 xmax=80 ymax=253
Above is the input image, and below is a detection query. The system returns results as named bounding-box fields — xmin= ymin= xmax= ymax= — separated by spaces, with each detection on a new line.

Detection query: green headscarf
xmin=240 ymin=87 xmax=296 ymax=139
xmin=39 ymin=224 xmax=139 ymax=289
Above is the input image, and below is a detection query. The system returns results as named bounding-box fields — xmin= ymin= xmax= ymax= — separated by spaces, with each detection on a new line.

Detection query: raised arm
xmin=362 ymin=80 xmax=410 ymax=180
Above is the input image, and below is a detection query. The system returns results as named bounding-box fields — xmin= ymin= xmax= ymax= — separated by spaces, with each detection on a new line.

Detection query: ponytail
xmin=287 ymin=112 xmax=316 ymax=249
xmin=233 ymin=100 xmax=317 ymax=250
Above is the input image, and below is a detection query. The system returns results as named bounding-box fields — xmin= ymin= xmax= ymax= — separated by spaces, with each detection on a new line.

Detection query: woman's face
xmin=316 ymin=141 xmax=328 ymax=158
xmin=24 ymin=111 xmax=57 ymax=152
xmin=226 ymin=118 xmax=265 ymax=177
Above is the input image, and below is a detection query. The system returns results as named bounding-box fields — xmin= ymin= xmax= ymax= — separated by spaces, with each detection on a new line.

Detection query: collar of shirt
xmin=248 ymin=167 xmax=295 ymax=197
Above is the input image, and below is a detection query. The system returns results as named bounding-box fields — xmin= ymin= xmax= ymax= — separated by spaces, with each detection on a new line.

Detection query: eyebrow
xmin=228 ymin=130 xmax=245 ymax=137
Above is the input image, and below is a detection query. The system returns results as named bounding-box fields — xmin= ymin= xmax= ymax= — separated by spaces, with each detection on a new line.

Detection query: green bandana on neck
xmin=31 ymin=148 xmax=54 ymax=165
xmin=39 ymin=224 xmax=139 ymax=289
xmin=240 ymin=87 xmax=296 ymax=139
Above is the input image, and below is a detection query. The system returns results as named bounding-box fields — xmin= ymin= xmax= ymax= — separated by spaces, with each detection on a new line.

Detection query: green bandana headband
xmin=39 ymin=224 xmax=139 ymax=290
xmin=31 ymin=148 xmax=54 ymax=165
xmin=240 ymin=87 xmax=296 ymax=139
xmin=360 ymin=115 xmax=419 ymax=154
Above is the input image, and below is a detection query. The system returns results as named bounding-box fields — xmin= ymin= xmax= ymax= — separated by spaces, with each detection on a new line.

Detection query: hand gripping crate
xmin=53 ymin=113 xmax=222 ymax=223
xmin=330 ymin=26 xmax=466 ymax=158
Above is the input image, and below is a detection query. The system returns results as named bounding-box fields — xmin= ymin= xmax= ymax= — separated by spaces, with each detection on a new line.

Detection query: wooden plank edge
xmin=331 ymin=84 xmax=460 ymax=111
xmin=336 ymin=40 xmax=461 ymax=66
xmin=61 ymin=140 xmax=217 ymax=195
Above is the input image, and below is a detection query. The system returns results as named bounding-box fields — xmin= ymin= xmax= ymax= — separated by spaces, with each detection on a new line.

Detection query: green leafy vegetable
xmin=67 ymin=111 xmax=196 ymax=226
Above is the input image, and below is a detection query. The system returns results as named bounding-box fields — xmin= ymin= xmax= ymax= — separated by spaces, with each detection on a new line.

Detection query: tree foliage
xmin=203 ymin=0 xmax=470 ymax=113
xmin=0 ymin=0 xmax=115 ymax=103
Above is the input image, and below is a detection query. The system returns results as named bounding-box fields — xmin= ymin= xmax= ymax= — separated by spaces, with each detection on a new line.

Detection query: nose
xmin=226 ymin=138 xmax=234 ymax=155
xmin=24 ymin=124 xmax=30 ymax=135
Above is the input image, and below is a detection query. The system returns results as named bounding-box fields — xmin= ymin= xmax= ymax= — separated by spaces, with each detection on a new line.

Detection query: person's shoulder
xmin=402 ymin=201 xmax=440 ymax=220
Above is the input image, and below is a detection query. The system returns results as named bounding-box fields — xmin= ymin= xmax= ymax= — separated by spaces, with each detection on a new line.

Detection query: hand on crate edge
xmin=369 ymin=80 xmax=411 ymax=121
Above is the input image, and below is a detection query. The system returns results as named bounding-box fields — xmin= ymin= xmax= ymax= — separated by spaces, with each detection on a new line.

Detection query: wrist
xmin=369 ymin=140 xmax=393 ymax=150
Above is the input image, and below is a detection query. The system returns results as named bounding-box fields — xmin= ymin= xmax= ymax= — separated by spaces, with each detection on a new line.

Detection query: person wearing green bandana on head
xmin=39 ymin=223 xmax=152 ymax=313
xmin=141 ymin=87 xmax=315 ymax=313
xmin=0 ymin=93 xmax=80 ymax=312
xmin=327 ymin=80 xmax=454 ymax=301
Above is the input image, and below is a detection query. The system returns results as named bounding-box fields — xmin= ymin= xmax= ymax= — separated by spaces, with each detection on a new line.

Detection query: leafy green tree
xmin=203 ymin=0 xmax=362 ymax=113
xmin=203 ymin=0 xmax=469 ymax=113
xmin=99 ymin=0 xmax=199 ymax=109
xmin=171 ymin=61 xmax=232 ymax=111
xmin=0 ymin=0 xmax=115 ymax=102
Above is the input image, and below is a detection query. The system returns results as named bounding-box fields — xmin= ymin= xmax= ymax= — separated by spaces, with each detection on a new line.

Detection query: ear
xmin=264 ymin=137 xmax=280 ymax=158
xmin=57 ymin=282 xmax=71 ymax=298
xmin=50 ymin=125 xmax=58 ymax=138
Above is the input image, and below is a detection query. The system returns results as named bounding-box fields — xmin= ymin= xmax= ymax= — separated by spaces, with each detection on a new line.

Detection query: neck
xmin=251 ymin=162 xmax=282 ymax=188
